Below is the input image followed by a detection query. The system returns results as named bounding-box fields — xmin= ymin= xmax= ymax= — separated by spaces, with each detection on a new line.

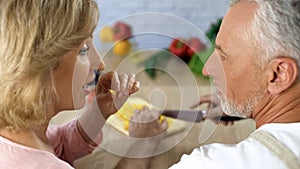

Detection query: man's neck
xmin=252 ymin=83 xmax=300 ymax=128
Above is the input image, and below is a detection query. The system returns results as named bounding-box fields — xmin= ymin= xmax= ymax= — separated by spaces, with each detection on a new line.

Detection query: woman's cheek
xmin=72 ymin=58 xmax=90 ymax=109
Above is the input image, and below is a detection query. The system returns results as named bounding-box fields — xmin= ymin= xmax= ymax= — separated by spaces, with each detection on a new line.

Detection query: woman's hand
xmin=95 ymin=71 xmax=140 ymax=119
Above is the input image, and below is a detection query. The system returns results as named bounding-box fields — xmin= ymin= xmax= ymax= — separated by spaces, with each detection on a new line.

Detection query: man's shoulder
xmin=254 ymin=122 xmax=300 ymax=157
xmin=170 ymin=123 xmax=300 ymax=169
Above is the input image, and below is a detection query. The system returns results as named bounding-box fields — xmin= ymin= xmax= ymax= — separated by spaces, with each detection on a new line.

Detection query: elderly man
xmin=169 ymin=0 xmax=300 ymax=169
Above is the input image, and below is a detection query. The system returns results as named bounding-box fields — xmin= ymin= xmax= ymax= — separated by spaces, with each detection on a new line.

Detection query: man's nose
xmin=202 ymin=51 xmax=214 ymax=77
xmin=202 ymin=50 xmax=220 ymax=77
xmin=202 ymin=62 xmax=209 ymax=77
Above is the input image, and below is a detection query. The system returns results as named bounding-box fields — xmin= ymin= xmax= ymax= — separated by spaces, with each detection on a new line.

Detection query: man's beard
xmin=217 ymin=85 xmax=265 ymax=118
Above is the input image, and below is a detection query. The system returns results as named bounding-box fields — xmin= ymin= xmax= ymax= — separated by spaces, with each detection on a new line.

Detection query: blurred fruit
xmin=169 ymin=38 xmax=188 ymax=58
xmin=186 ymin=38 xmax=206 ymax=57
xmin=113 ymin=40 xmax=132 ymax=56
xmin=99 ymin=26 xmax=113 ymax=42
xmin=113 ymin=22 xmax=132 ymax=41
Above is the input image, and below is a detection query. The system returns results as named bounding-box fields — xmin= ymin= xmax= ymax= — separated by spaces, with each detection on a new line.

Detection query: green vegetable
xmin=188 ymin=46 xmax=214 ymax=80
xmin=205 ymin=18 xmax=222 ymax=42
xmin=143 ymin=49 xmax=171 ymax=79
xmin=143 ymin=18 xmax=222 ymax=79
xmin=188 ymin=18 xmax=222 ymax=79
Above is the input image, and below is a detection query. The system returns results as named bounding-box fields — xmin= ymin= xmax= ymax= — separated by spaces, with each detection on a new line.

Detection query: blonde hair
xmin=0 ymin=0 xmax=99 ymax=130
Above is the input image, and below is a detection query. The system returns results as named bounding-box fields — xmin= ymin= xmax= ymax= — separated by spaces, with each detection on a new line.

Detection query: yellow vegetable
xmin=113 ymin=40 xmax=132 ymax=56
xmin=124 ymin=120 xmax=129 ymax=131
xmin=99 ymin=26 xmax=113 ymax=42
xmin=116 ymin=98 xmax=173 ymax=130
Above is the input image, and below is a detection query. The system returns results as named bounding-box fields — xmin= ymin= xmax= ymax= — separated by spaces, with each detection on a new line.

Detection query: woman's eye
xmin=79 ymin=44 xmax=90 ymax=56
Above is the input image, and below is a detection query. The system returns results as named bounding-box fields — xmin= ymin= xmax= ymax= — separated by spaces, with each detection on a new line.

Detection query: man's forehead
xmin=224 ymin=1 xmax=257 ymax=32
xmin=215 ymin=1 xmax=258 ymax=51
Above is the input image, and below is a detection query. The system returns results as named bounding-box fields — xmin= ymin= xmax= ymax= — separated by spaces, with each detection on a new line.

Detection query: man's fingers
xmin=189 ymin=101 xmax=200 ymax=109
xmin=190 ymin=94 xmax=212 ymax=108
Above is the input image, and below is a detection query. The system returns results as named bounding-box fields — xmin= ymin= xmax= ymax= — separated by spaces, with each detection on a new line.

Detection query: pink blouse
xmin=0 ymin=119 xmax=102 ymax=169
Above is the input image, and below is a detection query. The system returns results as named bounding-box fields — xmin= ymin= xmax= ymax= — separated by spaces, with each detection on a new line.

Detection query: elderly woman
xmin=0 ymin=0 xmax=166 ymax=168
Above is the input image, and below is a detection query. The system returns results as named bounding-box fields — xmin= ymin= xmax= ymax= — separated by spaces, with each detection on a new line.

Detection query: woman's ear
xmin=265 ymin=57 xmax=298 ymax=95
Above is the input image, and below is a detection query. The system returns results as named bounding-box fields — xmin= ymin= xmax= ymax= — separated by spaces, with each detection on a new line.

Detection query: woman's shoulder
xmin=0 ymin=135 xmax=74 ymax=169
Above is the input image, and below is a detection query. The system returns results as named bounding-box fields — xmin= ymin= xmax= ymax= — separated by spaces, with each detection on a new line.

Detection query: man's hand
xmin=191 ymin=94 xmax=234 ymax=125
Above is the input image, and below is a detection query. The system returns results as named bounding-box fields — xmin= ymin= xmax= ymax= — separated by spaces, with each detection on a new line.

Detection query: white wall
xmin=95 ymin=0 xmax=229 ymax=49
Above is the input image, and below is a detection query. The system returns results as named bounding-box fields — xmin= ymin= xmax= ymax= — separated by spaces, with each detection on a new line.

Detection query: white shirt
xmin=169 ymin=123 xmax=300 ymax=169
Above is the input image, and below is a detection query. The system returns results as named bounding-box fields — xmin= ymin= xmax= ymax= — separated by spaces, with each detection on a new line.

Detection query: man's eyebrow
xmin=214 ymin=43 xmax=228 ymax=56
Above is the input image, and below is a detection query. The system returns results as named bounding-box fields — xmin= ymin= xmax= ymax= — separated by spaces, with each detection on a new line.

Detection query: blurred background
xmin=94 ymin=0 xmax=229 ymax=80
xmin=96 ymin=0 xmax=228 ymax=33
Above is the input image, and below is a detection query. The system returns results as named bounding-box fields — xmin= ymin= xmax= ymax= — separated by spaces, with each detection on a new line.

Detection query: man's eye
xmin=79 ymin=44 xmax=90 ymax=56
xmin=219 ymin=54 xmax=227 ymax=60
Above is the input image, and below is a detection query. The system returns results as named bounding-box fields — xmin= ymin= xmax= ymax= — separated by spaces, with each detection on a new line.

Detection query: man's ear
xmin=265 ymin=57 xmax=298 ymax=95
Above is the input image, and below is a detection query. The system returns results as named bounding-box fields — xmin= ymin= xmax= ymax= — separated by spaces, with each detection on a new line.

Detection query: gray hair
xmin=230 ymin=0 xmax=300 ymax=74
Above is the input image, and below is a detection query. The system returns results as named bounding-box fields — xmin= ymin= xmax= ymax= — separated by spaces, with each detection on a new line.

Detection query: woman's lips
xmin=83 ymin=84 xmax=93 ymax=93
xmin=86 ymin=73 xmax=96 ymax=85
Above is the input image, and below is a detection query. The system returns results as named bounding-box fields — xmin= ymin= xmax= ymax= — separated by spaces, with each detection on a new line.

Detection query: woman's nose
xmin=89 ymin=40 xmax=105 ymax=71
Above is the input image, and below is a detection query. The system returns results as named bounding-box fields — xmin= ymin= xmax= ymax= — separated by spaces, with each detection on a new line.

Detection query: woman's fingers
xmin=125 ymin=73 xmax=136 ymax=95
xmin=111 ymin=71 xmax=120 ymax=92
xmin=130 ymin=81 xmax=140 ymax=94
xmin=111 ymin=72 xmax=139 ymax=99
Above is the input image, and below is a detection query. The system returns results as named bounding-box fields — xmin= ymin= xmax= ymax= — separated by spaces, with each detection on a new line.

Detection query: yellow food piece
xmin=116 ymin=98 xmax=173 ymax=130
xmin=113 ymin=40 xmax=132 ymax=56
xmin=116 ymin=103 xmax=144 ymax=121
xmin=109 ymin=89 xmax=117 ymax=96
xmin=124 ymin=120 xmax=129 ymax=131
xmin=99 ymin=26 xmax=113 ymax=42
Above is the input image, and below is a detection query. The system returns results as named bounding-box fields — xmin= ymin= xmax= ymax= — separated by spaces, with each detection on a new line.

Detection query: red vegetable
xmin=186 ymin=38 xmax=206 ymax=57
xmin=113 ymin=22 xmax=132 ymax=40
xmin=169 ymin=38 xmax=188 ymax=58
